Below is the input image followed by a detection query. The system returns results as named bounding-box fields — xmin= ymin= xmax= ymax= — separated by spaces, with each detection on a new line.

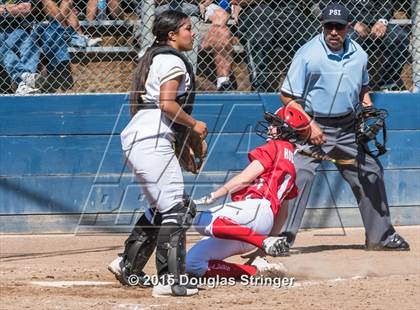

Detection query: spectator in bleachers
xmin=149 ymin=1 xmax=236 ymax=90
xmin=86 ymin=0 xmax=124 ymax=21
xmin=318 ymin=0 xmax=410 ymax=90
xmin=0 ymin=0 xmax=44 ymax=94
xmin=231 ymin=0 xmax=318 ymax=92
xmin=199 ymin=0 xmax=236 ymax=91
xmin=32 ymin=0 xmax=74 ymax=92
xmin=40 ymin=0 xmax=102 ymax=47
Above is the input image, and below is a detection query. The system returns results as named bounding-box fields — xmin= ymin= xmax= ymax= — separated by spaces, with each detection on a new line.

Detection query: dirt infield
xmin=1 ymin=226 xmax=419 ymax=310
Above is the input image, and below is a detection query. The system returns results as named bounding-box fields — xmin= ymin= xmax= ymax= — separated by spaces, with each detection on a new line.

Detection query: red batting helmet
xmin=256 ymin=106 xmax=311 ymax=144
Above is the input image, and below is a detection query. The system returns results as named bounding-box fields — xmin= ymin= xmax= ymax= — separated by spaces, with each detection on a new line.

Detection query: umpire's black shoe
xmin=366 ymin=233 xmax=410 ymax=251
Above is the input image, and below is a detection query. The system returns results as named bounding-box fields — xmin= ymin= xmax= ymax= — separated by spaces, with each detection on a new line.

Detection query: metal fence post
xmin=413 ymin=0 xmax=420 ymax=92
xmin=139 ymin=0 xmax=156 ymax=57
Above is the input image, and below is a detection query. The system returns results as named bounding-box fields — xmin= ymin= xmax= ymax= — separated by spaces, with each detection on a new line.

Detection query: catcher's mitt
xmin=355 ymin=105 xmax=388 ymax=157
xmin=174 ymin=127 xmax=207 ymax=174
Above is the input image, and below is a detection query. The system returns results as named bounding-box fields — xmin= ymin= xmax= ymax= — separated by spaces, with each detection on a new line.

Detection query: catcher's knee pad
xmin=180 ymin=194 xmax=197 ymax=228
xmin=163 ymin=194 xmax=196 ymax=229
xmin=123 ymin=213 xmax=161 ymax=276
xmin=156 ymin=197 xmax=196 ymax=283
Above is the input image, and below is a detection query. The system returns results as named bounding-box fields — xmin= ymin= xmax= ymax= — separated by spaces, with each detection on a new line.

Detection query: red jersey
xmin=231 ymin=140 xmax=298 ymax=216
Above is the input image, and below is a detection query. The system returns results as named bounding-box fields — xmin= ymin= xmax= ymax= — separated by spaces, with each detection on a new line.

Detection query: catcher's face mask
xmin=355 ymin=106 xmax=388 ymax=157
xmin=256 ymin=112 xmax=309 ymax=144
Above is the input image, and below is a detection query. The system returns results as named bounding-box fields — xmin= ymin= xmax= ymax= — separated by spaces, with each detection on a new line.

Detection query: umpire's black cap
xmin=322 ymin=3 xmax=350 ymax=25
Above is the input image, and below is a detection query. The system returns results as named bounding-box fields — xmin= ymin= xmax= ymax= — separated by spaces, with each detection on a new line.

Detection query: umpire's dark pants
xmin=281 ymin=113 xmax=395 ymax=246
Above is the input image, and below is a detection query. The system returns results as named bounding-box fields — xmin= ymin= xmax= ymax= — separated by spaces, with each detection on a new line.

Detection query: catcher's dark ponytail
xmin=129 ymin=10 xmax=189 ymax=117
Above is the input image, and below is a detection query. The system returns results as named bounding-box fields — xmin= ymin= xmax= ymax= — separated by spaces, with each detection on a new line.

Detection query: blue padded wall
xmin=0 ymin=93 xmax=419 ymax=233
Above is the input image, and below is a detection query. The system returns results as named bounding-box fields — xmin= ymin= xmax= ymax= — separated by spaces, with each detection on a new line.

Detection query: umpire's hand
xmin=310 ymin=121 xmax=326 ymax=145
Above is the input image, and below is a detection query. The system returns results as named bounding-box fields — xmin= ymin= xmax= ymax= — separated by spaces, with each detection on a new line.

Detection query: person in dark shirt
xmin=231 ymin=0 xmax=319 ymax=92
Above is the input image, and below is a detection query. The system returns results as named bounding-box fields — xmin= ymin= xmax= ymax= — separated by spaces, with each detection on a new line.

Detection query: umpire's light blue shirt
xmin=281 ymin=33 xmax=369 ymax=117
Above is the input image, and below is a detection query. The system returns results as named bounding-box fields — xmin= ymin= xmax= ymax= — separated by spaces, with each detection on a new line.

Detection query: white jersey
xmin=121 ymin=54 xmax=192 ymax=150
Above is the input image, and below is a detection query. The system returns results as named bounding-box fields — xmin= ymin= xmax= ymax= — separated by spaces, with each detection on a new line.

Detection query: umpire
xmin=279 ymin=3 xmax=409 ymax=251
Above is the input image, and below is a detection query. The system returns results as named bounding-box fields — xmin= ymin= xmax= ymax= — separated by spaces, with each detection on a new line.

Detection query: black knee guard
xmin=155 ymin=196 xmax=196 ymax=287
xmin=123 ymin=213 xmax=161 ymax=279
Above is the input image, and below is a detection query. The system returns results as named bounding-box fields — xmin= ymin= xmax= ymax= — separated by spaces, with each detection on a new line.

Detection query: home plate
xmin=31 ymin=281 xmax=115 ymax=287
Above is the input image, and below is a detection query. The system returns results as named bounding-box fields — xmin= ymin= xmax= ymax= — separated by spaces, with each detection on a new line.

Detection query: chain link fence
xmin=0 ymin=0 xmax=418 ymax=94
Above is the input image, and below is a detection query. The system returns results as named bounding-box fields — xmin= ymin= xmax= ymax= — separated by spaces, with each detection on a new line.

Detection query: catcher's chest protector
xmin=150 ymin=48 xmax=206 ymax=174
xmin=151 ymin=46 xmax=196 ymax=113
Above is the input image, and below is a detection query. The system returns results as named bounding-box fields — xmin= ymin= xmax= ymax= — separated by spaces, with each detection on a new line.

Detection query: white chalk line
xmin=110 ymin=301 xmax=186 ymax=310
xmin=111 ymin=303 xmax=170 ymax=310
xmin=31 ymin=280 xmax=115 ymax=287
xmin=291 ymin=273 xmax=419 ymax=289
xmin=289 ymin=275 xmax=367 ymax=289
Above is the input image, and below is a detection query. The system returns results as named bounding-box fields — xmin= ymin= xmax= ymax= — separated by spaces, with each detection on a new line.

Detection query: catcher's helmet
xmin=256 ymin=106 xmax=311 ymax=144
xmin=355 ymin=106 xmax=388 ymax=157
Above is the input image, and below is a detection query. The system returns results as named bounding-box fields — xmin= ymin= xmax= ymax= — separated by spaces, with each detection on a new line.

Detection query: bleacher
xmin=1 ymin=1 xmax=417 ymax=94
xmin=66 ymin=3 xmax=415 ymax=91
xmin=68 ymin=20 xmax=137 ymax=63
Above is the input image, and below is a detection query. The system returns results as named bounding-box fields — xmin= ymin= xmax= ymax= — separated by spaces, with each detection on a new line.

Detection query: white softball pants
xmin=186 ymin=199 xmax=273 ymax=277
xmin=124 ymin=136 xmax=184 ymax=215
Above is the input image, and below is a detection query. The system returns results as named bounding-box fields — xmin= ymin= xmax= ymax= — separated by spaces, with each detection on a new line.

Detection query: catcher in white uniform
xmin=186 ymin=106 xmax=311 ymax=279
xmin=108 ymin=10 xmax=208 ymax=297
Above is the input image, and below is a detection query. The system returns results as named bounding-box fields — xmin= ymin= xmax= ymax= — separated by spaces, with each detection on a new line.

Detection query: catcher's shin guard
xmin=121 ymin=213 xmax=161 ymax=284
xmin=155 ymin=197 xmax=196 ymax=295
